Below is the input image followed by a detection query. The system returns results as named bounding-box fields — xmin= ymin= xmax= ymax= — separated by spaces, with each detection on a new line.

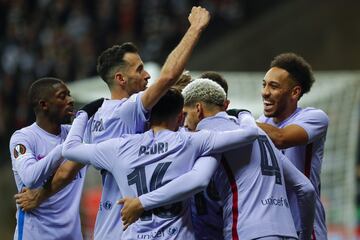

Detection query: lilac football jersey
xmin=63 ymin=111 xmax=260 ymax=240
xmin=197 ymin=112 xmax=298 ymax=239
xmin=84 ymin=93 xmax=149 ymax=240
xmin=10 ymin=123 xmax=86 ymax=240
xmin=258 ymin=107 xmax=329 ymax=240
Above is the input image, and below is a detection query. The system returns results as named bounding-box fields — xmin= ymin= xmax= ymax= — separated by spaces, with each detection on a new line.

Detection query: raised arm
xmin=141 ymin=6 xmax=210 ymax=110
xmin=119 ymin=155 xmax=219 ymax=229
xmin=282 ymin=156 xmax=315 ymax=240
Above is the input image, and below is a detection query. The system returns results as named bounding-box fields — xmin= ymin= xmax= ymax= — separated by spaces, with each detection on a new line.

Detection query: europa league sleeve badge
xmin=14 ymin=144 xmax=27 ymax=159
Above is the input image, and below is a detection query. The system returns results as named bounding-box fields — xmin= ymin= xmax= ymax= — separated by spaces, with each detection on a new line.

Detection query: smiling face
xmin=262 ymin=67 xmax=300 ymax=123
xmin=45 ymin=82 xmax=75 ymax=124
xmin=122 ymin=52 xmax=150 ymax=95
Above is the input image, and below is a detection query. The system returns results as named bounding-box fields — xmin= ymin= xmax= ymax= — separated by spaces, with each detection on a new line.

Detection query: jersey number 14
xmin=127 ymin=162 xmax=182 ymax=221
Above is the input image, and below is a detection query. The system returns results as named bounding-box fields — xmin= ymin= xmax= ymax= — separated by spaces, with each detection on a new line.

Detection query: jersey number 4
xmin=127 ymin=162 xmax=182 ymax=221
xmin=258 ymin=135 xmax=282 ymax=185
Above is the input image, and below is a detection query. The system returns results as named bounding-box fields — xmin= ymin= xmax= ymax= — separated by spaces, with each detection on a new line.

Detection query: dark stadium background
xmin=0 ymin=0 xmax=359 ymax=239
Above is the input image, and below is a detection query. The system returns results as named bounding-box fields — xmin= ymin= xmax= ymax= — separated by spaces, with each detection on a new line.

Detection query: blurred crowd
xmin=0 ymin=0 xmax=280 ymax=164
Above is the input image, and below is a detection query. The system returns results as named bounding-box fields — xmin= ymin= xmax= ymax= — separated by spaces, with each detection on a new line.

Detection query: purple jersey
xmin=258 ymin=107 xmax=329 ymax=240
xmin=9 ymin=123 xmax=86 ymax=240
xmin=83 ymin=93 xmax=149 ymax=240
xmin=198 ymin=112 xmax=298 ymax=239
xmin=127 ymin=112 xmax=314 ymax=240
xmin=63 ymin=111 xmax=259 ymax=240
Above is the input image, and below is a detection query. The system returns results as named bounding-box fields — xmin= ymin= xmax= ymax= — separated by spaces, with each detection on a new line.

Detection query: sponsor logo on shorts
xmin=14 ymin=144 xmax=26 ymax=159
xmin=261 ymin=196 xmax=289 ymax=208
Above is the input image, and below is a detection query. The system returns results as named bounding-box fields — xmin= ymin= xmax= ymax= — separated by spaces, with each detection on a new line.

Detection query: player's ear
xmin=115 ymin=71 xmax=126 ymax=87
xmin=292 ymin=85 xmax=302 ymax=101
xmin=177 ymin=111 xmax=185 ymax=127
xmin=39 ymin=99 xmax=48 ymax=111
xmin=195 ymin=102 xmax=204 ymax=119
xmin=224 ymin=99 xmax=230 ymax=110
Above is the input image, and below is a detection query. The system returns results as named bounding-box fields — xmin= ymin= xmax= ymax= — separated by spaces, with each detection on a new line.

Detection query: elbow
xmin=62 ymin=144 xmax=73 ymax=160
xmin=194 ymin=175 xmax=212 ymax=191
xmin=197 ymin=180 xmax=210 ymax=190
xmin=304 ymin=182 xmax=316 ymax=200
xmin=246 ymin=126 xmax=259 ymax=142
xmin=158 ymin=72 xmax=177 ymax=87
xmin=272 ymin=135 xmax=288 ymax=149
xmin=250 ymin=126 xmax=259 ymax=139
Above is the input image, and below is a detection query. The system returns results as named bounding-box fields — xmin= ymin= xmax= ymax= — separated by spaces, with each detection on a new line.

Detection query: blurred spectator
xmin=0 ymin=0 xmax=277 ymax=166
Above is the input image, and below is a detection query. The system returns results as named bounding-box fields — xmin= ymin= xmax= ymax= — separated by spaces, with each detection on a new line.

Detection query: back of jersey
xmin=84 ymin=94 xmax=149 ymax=240
xmin=197 ymin=112 xmax=297 ymax=239
xmin=112 ymin=129 xmax=212 ymax=240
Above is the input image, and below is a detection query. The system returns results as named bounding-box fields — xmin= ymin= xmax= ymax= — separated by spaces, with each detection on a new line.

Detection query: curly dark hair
xmin=270 ymin=53 xmax=315 ymax=98
xmin=96 ymin=42 xmax=138 ymax=87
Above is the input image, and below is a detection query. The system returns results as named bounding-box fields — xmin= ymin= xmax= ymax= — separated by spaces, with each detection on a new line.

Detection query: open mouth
xmin=66 ymin=108 xmax=75 ymax=116
xmin=263 ymin=100 xmax=274 ymax=111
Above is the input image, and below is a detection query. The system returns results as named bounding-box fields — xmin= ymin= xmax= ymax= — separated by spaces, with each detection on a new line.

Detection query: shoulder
xmin=296 ymin=107 xmax=329 ymax=125
xmin=128 ymin=92 xmax=142 ymax=103
xmin=10 ymin=125 xmax=36 ymax=144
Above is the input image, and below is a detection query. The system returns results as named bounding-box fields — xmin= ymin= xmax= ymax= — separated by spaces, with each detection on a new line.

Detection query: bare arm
xmin=141 ymin=6 xmax=210 ymax=110
xmin=257 ymin=123 xmax=308 ymax=149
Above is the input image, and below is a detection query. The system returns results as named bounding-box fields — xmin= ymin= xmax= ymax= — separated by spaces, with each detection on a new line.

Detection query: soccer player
xmin=62 ymin=88 xmax=259 ymax=239
xmin=193 ymin=71 xmax=230 ymax=239
xmin=257 ymin=53 xmax=329 ymax=239
xmin=9 ymin=78 xmax=86 ymax=240
xmin=15 ymin=6 xmax=211 ymax=239
xmin=120 ymin=79 xmax=316 ymax=240
xmin=89 ymin=7 xmax=210 ymax=239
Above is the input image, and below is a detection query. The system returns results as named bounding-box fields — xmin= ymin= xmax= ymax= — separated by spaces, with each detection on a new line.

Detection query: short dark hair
xmin=270 ymin=53 xmax=315 ymax=97
xmin=28 ymin=77 xmax=63 ymax=113
xmin=200 ymin=71 xmax=228 ymax=95
xmin=150 ymin=88 xmax=184 ymax=123
xmin=97 ymin=42 xmax=138 ymax=87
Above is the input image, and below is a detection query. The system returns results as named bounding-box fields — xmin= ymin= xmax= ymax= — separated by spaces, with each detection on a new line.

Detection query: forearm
xmin=142 ymin=7 xmax=210 ymax=110
xmin=211 ymin=115 xmax=258 ymax=153
xmin=257 ymin=122 xmax=309 ymax=149
xmin=160 ymin=26 xmax=203 ymax=84
xmin=42 ymin=161 xmax=84 ymax=198
xmin=257 ymin=122 xmax=285 ymax=148
xmin=18 ymin=145 xmax=63 ymax=188
xmin=62 ymin=111 xmax=93 ymax=165
xmin=139 ymin=156 xmax=218 ymax=210
xmin=283 ymin=158 xmax=315 ymax=239
xmin=296 ymin=181 xmax=315 ymax=240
